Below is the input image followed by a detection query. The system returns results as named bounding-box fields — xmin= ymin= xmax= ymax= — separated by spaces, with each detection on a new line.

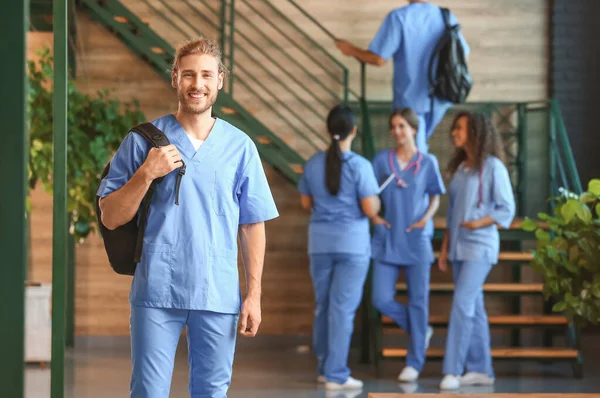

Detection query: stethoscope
xmin=378 ymin=149 xmax=423 ymax=192
xmin=458 ymin=162 xmax=484 ymax=207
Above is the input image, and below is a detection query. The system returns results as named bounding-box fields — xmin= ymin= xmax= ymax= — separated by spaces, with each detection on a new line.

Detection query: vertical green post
xmin=343 ymin=68 xmax=348 ymax=104
xmin=549 ymin=105 xmax=557 ymax=199
xmin=544 ymin=102 xmax=558 ymax=347
xmin=358 ymin=61 xmax=374 ymax=364
xmin=228 ymin=0 xmax=235 ymax=96
xmin=517 ymin=104 xmax=527 ymax=216
xmin=66 ymin=220 xmax=75 ymax=348
xmin=0 ymin=1 xmax=28 ymax=397
xmin=52 ymin=0 xmax=68 ymax=397
xmin=220 ymin=0 xmax=227 ymax=91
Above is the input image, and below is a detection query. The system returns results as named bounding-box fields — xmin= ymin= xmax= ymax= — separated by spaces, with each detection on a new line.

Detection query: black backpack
xmin=95 ymin=122 xmax=170 ymax=276
xmin=428 ymin=7 xmax=472 ymax=104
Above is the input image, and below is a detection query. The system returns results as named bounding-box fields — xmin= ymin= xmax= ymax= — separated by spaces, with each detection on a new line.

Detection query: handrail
xmin=143 ymin=0 xmax=327 ymax=148
xmin=287 ymin=0 xmax=337 ymax=40
xmin=199 ymin=0 xmax=336 ymax=109
xmin=550 ymin=99 xmax=582 ymax=193
xmin=239 ymin=0 xmax=342 ymax=87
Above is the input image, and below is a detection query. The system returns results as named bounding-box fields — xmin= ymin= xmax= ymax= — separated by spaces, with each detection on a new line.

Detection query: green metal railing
xmin=549 ymin=99 xmax=583 ymax=195
xmin=548 ymin=99 xmax=584 ymax=377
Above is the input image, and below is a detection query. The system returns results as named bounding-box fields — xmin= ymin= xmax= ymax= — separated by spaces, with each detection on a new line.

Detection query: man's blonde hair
xmin=171 ymin=37 xmax=229 ymax=76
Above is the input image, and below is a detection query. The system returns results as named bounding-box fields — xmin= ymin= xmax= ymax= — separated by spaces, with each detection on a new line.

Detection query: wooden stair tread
xmin=433 ymin=217 xmax=548 ymax=231
xmin=396 ymin=282 xmax=543 ymax=293
xmin=383 ymin=347 xmax=578 ymax=359
xmin=434 ymin=216 xmax=527 ymax=231
xmin=430 ymin=251 xmax=533 ymax=261
xmin=382 ymin=315 xmax=567 ymax=325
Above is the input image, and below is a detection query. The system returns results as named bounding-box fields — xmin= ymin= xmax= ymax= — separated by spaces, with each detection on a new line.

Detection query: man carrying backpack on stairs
xmin=335 ymin=0 xmax=471 ymax=153
xmin=97 ymin=37 xmax=279 ymax=398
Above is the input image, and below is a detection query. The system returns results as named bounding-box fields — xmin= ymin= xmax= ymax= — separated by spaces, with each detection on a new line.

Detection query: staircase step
xmin=396 ymin=282 xmax=543 ymax=294
xmin=382 ymin=347 xmax=578 ymax=359
xmin=434 ymin=217 xmax=528 ymax=230
xmin=382 ymin=315 xmax=567 ymax=327
xmin=431 ymin=251 xmax=533 ymax=262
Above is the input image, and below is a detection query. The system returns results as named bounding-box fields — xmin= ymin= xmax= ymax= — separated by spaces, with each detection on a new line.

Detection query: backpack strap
xmin=129 ymin=122 xmax=171 ymax=264
xmin=440 ymin=7 xmax=452 ymax=29
xmin=131 ymin=122 xmax=170 ymax=149
xmin=427 ymin=7 xmax=458 ymax=116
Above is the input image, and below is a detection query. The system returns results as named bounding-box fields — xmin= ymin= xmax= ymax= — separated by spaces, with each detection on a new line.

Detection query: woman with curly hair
xmin=438 ymin=111 xmax=516 ymax=390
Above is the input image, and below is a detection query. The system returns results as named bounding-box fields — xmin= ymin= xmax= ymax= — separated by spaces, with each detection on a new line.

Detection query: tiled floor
xmin=26 ymin=335 xmax=600 ymax=398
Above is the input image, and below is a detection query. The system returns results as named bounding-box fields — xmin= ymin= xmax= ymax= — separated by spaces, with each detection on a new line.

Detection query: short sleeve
xmin=489 ymin=160 xmax=516 ymax=229
xmin=368 ymin=11 xmax=402 ymax=61
xmin=297 ymin=166 xmax=311 ymax=196
xmin=425 ymin=155 xmax=446 ymax=196
xmin=237 ymin=145 xmax=279 ymax=224
xmin=97 ymin=132 xmax=145 ymax=198
xmin=354 ymin=159 xmax=380 ymax=200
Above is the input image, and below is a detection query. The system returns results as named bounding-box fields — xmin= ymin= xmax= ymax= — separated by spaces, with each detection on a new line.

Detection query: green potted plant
xmin=521 ymin=179 xmax=600 ymax=328
xmin=27 ymin=47 xmax=145 ymax=241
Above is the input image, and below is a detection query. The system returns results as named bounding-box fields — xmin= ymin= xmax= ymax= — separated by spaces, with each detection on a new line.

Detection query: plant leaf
xmin=588 ymin=179 xmax=600 ymax=196
xmin=576 ymin=204 xmax=593 ymax=224
xmin=553 ymin=301 xmax=567 ymax=312
xmin=561 ymin=199 xmax=579 ymax=223
xmin=521 ymin=218 xmax=538 ymax=232
xmin=535 ymin=229 xmax=551 ymax=241
xmin=579 ymin=192 xmax=597 ymax=204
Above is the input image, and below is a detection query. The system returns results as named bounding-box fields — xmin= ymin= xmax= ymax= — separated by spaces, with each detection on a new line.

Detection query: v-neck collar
xmin=391 ymin=149 xmax=419 ymax=173
xmin=167 ymin=114 xmax=220 ymax=162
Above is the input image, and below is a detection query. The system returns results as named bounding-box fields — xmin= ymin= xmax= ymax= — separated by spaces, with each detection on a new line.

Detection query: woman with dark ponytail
xmin=371 ymin=108 xmax=446 ymax=383
xmin=298 ymin=104 xmax=380 ymax=391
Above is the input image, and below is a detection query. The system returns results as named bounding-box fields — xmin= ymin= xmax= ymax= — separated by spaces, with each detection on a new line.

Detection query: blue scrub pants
xmin=130 ymin=305 xmax=238 ymax=398
xmin=416 ymin=114 xmax=429 ymax=154
xmin=309 ymin=253 xmax=370 ymax=384
xmin=371 ymin=261 xmax=431 ymax=371
xmin=416 ymin=105 xmax=450 ymax=153
xmin=442 ymin=260 xmax=495 ymax=377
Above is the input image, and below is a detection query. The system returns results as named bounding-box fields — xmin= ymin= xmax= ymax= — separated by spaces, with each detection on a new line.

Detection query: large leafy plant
xmin=521 ymin=179 xmax=600 ymax=328
xmin=28 ymin=47 xmax=145 ymax=240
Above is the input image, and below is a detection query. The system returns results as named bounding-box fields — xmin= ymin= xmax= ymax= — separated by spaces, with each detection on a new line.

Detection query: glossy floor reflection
xmin=26 ymin=335 xmax=600 ymax=397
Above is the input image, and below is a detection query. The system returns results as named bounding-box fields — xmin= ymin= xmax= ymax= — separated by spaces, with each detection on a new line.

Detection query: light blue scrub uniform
xmin=371 ymin=149 xmax=445 ymax=372
xmin=442 ymin=156 xmax=515 ymax=377
xmin=297 ymin=151 xmax=379 ymax=384
xmin=98 ymin=114 xmax=279 ymax=398
xmin=368 ymin=2 xmax=470 ymax=152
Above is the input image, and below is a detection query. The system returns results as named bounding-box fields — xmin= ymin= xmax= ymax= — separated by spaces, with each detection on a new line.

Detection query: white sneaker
xmin=398 ymin=366 xmax=419 ymax=382
xmin=317 ymin=375 xmax=326 ymax=383
xmin=440 ymin=374 xmax=461 ymax=390
xmin=425 ymin=326 xmax=434 ymax=349
xmin=325 ymin=391 xmax=363 ymax=398
xmin=461 ymin=372 xmax=495 ymax=386
xmin=325 ymin=376 xmax=364 ymax=390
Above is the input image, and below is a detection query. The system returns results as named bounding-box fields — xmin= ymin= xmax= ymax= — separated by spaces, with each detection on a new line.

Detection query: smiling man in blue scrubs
xmin=98 ymin=37 xmax=279 ymax=398
xmin=335 ymin=0 xmax=470 ymax=153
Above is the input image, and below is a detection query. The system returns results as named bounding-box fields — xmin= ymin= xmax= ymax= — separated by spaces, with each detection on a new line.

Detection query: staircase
xmin=80 ymin=0 xmax=363 ymax=185
xmin=75 ymin=0 xmax=584 ymax=377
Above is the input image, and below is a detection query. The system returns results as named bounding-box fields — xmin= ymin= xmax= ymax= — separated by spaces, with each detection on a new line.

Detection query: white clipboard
xmin=378 ymin=174 xmax=395 ymax=194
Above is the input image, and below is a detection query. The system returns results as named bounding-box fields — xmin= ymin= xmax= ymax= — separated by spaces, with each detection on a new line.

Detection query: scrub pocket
xmin=210 ymin=248 xmax=240 ymax=310
xmin=138 ymin=243 xmax=172 ymax=301
xmin=213 ymin=169 xmax=237 ymax=216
